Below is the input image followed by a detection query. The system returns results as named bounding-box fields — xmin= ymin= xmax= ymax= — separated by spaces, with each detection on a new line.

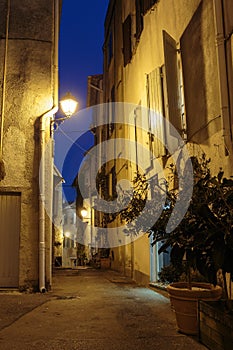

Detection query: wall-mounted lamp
xmin=64 ymin=231 xmax=71 ymax=238
xmin=51 ymin=92 xmax=78 ymax=132
xmin=60 ymin=92 xmax=78 ymax=118
xmin=80 ymin=207 xmax=88 ymax=218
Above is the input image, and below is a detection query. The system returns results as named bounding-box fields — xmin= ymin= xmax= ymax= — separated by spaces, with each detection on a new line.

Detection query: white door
xmin=0 ymin=193 xmax=21 ymax=288
xmin=157 ymin=241 xmax=171 ymax=274
xmin=150 ymin=234 xmax=157 ymax=282
xmin=150 ymin=236 xmax=171 ymax=282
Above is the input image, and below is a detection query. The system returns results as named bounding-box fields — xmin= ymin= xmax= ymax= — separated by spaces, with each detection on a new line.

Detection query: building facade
xmin=53 ymin=165 xmax=64 ymax=268
xmin=0 ymin=0 xmax=61 ymax=291
xmin=101 ymin=0 xmax=233 ymax=284
xmin=62 ymin=202 xmax=78 ymax=267
xmin=73 ymin=75 xmax=104 ymax=265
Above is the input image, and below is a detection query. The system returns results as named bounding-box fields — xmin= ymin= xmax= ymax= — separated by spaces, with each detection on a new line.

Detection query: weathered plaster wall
xmin=133 ymin=235 xmax=150 ymax=285
xmin=0 ymin=0 xmax=54 ymax=289
xmin=104 ymin=0 xmax=233 ymax=285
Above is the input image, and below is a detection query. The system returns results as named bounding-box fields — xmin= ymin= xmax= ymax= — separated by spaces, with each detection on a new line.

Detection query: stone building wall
xmin=0 ymin=0 xmax=58 ymax=290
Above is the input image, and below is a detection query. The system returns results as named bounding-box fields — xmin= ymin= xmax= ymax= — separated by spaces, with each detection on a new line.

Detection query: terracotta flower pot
xmin=167 ymin=282 xmax=222 ymax=335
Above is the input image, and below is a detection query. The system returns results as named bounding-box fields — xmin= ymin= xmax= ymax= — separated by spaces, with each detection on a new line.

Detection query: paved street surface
xmin=0 ymin=268 xmax=207 ymax=350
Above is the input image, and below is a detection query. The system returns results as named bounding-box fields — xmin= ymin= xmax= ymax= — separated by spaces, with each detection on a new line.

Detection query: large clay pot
xmin=167 ymin=282 xmax=222 ymax=335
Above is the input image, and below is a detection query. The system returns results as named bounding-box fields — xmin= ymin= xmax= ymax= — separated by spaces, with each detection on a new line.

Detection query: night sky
xmin=56 ymin=1 xmax=109 ymax=202
xmin=59 ymin=0 xmax=109 ymax=109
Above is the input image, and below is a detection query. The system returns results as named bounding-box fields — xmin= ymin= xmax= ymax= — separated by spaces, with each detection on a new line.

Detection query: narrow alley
xmin=0 ymin=268 xmax=206 ymax=350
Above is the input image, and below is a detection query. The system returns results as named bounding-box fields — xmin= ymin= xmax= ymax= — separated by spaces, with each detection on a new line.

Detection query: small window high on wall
xmin=135 ymin=0 xmax=143 ymax=41
xmin=142 ymin=0 xmax=158 ymax=15
xmin=123 ymin=15 xmax=132 ymax=66
xmin=107 ymin=31 xmax=113 ymax=66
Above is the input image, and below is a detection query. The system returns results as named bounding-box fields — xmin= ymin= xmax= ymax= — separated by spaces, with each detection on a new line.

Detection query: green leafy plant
xmin=117 ymin=155 xmax=233 ymax=309
xmin=119 ymin=171 xmax=148 ymax=226
xmin=158 ymin=263 xmax=185 ymax=283
xmin=151 ymin=155 xmax=233 ymax=308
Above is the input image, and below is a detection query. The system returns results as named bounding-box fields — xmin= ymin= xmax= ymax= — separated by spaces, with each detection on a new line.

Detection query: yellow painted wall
xmin=103 ymin=0 xmax=233 ymax=285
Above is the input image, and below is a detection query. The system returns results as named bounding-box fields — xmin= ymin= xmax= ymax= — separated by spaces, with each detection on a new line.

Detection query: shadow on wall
xmin=181 ymin=1 xmax=220 ymax=145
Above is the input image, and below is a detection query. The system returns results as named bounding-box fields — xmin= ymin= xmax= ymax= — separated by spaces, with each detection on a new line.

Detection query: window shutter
xmin=108 ymin=86 xmax=115 ymax=135
xmin=143 ymin=0 xmax=158 ymax=15
xmin=135 ymin=0 xmax=143 ymax=41
xmin=107 ymin=32 xmax=113 ymax=66
xmin=147 ymin=67 xmax=166 ymax=158
xmin=163 ymin=30 xmax=182 ymax=136
xmin=123 ymin=15 xmax=132 ymax=67
xmin=111 ymin=166 xmax=117 ymax=198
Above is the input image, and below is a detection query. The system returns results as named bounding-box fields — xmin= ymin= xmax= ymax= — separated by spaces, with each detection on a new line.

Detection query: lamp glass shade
xmin=60 ymin=92 xmax=78 ymax=117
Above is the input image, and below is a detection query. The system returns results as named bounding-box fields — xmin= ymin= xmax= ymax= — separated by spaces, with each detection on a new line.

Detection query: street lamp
xmin=60 ymin=92 xmax=78 ymax=118
xmin=80 ymin=206 xmax=93 ymax=261
xmin=50 ymin=92 xmax=78 ymax=269
xmin=51 ymin=92 xmax=78 ymax=132
xmin=80 ymin=207 xmax=88 ymax=218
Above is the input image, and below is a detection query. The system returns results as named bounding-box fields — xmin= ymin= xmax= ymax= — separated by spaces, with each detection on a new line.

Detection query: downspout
xmin=0 ymin=0 xmax=10 ymax=180
xmin=39 ymin=0 xmax=59 ymax=292
xmin=49 ymin=0 xmax=60 ymax=289
xmin=213 ymin=0 xmax=232 ymax=155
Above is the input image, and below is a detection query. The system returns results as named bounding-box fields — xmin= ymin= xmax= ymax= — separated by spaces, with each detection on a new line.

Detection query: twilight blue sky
xmin=59 ymin=0 xmax=109 ymax=109
xmin=56 ymin=0 xmax=109 ymax=202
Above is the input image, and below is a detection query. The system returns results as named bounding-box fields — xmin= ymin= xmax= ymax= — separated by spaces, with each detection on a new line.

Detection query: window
xmin=180 ymin=3 xmax=208 ymax=143
xmin=135 ymin=0 xmax=144 ymax=41
xmin=107 ymin=31 xmax=113 ymax=66
xmin=163 ymin=30 xmax=182 ymax=136
xmin=123 ymin=15 xmax=132 ymax=66
xmin=148 ymin=174 xmax=158 ymax=200
xmin=107 ymin=85 xmax=115 ymax=138
xmin=63 ymin=215 xmax=67 ymax=225
xmin=109 ymin=166 xmax=117 ymax=199
xmin=142 ymin=0 xmax=158 ymax=15
xmin=146 ymin=67 xmax=166 ymax=159
xmin=134 ymin=106 xmax=140 ymax=171
xmin=146 ymin=33 xmax=186 ymax=156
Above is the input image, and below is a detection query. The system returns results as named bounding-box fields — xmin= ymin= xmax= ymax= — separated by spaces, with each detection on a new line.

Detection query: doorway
xmin=0 ymin=193 xmax=21 ymax=288
xmin=150 ymin=234 xmax=170 ymax=282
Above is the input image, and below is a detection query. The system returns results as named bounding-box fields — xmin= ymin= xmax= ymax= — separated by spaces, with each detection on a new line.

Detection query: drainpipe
xmin=213 ymin=0 xmax=232 ymax=155
xmin=0 ymin=0 xmax=10 ymax=180
xmin=39 ymin=0 xmax=59 ymax=292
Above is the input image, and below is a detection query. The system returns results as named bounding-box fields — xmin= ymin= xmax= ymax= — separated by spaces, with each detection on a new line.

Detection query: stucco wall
xmin=0 ymin=0 xmax=55 ymax=289
xmin=133 ymin=235 xmax=150 ymax=285
xmin=103 ymin=0 xmax=233 ymax=285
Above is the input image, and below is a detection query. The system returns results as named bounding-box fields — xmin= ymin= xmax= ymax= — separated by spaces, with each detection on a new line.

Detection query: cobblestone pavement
xmin=0 ymin=268 xmax=207 ymax=350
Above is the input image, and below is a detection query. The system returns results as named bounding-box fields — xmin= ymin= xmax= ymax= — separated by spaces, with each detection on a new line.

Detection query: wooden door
xmin=0 ymin=193 xmax=21 ymax=288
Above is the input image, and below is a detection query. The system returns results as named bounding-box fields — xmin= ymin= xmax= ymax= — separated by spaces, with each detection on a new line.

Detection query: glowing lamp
xmin=60 ymin=92 xmax=78 ymax=118
xmin=81 ymin=208 xmax=88 ymax=218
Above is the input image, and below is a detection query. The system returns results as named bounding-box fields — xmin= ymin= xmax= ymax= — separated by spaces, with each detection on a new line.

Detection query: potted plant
xmin=118 ymin=154 xmax=233 ymax=337
xmin=150 ymin=155 xmax=233 ymax=336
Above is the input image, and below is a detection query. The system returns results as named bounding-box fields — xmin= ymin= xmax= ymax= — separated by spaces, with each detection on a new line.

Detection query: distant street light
xmin=80 ymin=207 xmax=88 ymax=218
xmin=64 ymin=231 xmax=71 ymax=238
xmin=79 ymin=206 xmax=93 ymax=259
